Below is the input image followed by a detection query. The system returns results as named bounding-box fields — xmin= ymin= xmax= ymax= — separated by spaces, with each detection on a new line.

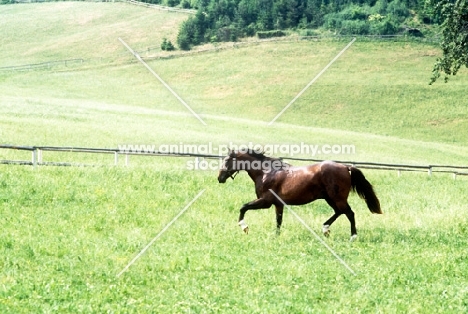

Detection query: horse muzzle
xmin=218 ymin=173 xmax=227 ymax=183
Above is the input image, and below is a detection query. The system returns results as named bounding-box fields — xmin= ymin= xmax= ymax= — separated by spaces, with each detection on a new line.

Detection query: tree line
xmin=169 ymin=0 xmax=467 ymax=83
xmin=1 ymin=0 xmax=464 ymax=82
xmin=156 ymin=0 xmax=430 ymax=50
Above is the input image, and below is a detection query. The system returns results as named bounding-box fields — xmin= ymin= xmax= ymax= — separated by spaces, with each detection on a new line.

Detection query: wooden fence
xmin=0 ymin=59 xmax=84 ymax=72
xmin=1 ymin=144 xmax=467 ymax=179
xmin=0 ymin=33 xmax=439 ymax=73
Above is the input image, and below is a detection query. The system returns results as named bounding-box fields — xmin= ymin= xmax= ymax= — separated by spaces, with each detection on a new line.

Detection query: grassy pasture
xmin=1 ymin=1 xmax=468 ymax=313
xmin=1 ymin=165 xmax=468 ymax=313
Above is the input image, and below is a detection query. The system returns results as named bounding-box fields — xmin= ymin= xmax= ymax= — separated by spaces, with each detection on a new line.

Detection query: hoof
xmin=322 ymin=225 xmax=330 ymax=237
xmin=238 ymin=220 xmax=249 ymax=234
xmin=350 ymin=234 xmax=357 ymax=242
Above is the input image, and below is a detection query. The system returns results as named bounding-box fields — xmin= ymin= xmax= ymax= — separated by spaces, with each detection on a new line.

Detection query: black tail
xmin=349 ymin=166 xmax=382 ymax=214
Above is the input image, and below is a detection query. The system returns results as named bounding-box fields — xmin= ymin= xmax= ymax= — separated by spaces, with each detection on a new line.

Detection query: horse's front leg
xmin=238 ymin=198 xmax=272 ymax=234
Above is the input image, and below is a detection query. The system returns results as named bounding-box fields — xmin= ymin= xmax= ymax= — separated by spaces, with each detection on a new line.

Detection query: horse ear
xmin=229 ymin=149 xmax=236 ymax=158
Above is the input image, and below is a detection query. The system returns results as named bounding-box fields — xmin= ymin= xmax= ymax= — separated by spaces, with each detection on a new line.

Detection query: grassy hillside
xmin=1 ymin=4 xmax=467 ymax=171
xmin=1 ymin=3 xmax=467 ymax=166
xmin=0 ymin=2 xmax=186 ymax=64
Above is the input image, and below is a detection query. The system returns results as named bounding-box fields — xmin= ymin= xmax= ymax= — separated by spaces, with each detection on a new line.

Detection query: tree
xmin=174 ymin=0 xmax=437 ymax=48
xmin=161 ymin=38 xmax=175 ymax=51
xmin=176 ymin=9 xmax=209 ymax=50
xmin=427 ymin=0 xmax=468 ymax=83
xmin=177 ymin=18 xmax=194 ymax=50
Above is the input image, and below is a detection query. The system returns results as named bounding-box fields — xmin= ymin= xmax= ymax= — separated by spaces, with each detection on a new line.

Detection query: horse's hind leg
xmin=328 ymin=200 xmax=358 ymax=241
xmin=343 ymin=203 xmax=357 ymax=241
xmin=322 ymin=212 xmax=341 ymax=237
xmin=324 ymin=198 xmax=358 ymax=241
xmin=322 ymin=197 xmax=343 ymax=237
xmin=275 ymin=204 xmax=284 ymax=235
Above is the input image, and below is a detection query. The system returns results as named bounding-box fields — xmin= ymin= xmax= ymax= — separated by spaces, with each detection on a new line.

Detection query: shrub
xmin=165 ymin=0 xmax=179 ymax=7
xmin=256 ymin=30 xmax=287 ymax=39
xmin=245 ymin=23 xmax=256 ymax=37
xmin=180 ymin=0 xmax=191 ymax=9
xmin=177 ymin=31 xmax=191 ymax=50
xmin=339 ymin=20 xmax=370 ymax=35
xmin=387 ymin=0 xmax=411 ymax=19
xmin=161 ymin=38 xmax=175 ymax=51
xmin=370 ymin=19 xmax=398 ymax=35
xmin=216 ymin=26 xmax=240 ymax=42
xmin=341 ymin=4 xmax=371 ymax=21
xmin=323 ymin=13 xmax=343 ymax=30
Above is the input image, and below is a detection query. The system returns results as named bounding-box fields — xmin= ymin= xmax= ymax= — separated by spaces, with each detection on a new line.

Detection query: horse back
xmin=264 ymin=161 xmax=351 ymax=205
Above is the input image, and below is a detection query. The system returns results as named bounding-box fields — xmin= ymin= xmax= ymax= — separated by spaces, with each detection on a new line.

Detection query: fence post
xmin=37 ymin=148 xmax=42 ymax=164
xmin=453 ymin=172 xmax=457 ymax=180
xmin=397 ymin=170 xmax=401 ymax=177
xmin=428 ymin=166 xmax=432 ymax=176
xmin=32 ymin=149 xmax=37 ymax=169
xmin=125 ymin=154 xmax=129 ymax=166
xmin=114 ymin=152 xmax=119 ymax=166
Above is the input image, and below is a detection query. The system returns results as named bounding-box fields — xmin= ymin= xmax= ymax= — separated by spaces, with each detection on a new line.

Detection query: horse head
xmin=217 ymin=150 xmax=239 ymax=183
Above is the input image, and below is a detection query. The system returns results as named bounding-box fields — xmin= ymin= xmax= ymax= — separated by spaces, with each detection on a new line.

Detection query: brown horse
xmin=218 ymin=149 xmax=382 ymax=241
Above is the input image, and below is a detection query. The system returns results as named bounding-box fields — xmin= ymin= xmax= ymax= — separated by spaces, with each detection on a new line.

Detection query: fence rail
xmin=143 ymin=34 xmax=440 ymax=61
xmin=1 ymin=144 xmax=467 ymax=178
xmin=0 ymin=58 xmax=85 ymax=72
xmin=0 ymin=33 xmax=439 ymax=73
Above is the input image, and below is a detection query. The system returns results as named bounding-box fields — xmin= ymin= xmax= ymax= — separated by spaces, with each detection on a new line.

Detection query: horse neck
xmin=235 ymin=154 xmax=265 ymax=183
xmin=246 ymin=168 xmax=265 ymax=184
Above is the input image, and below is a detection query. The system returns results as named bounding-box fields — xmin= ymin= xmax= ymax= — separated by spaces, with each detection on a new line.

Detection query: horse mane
xmin=235 ymin=149 xmax=291 ymax=167
xmin=245 ymin=149 xmax=268 ymax=160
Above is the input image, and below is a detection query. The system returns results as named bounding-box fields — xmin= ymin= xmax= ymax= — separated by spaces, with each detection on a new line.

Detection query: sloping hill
xmin=1 ymin=2 xmax=467 ymax=166
xmin=0 ymin=1 xmax=186 ymax=64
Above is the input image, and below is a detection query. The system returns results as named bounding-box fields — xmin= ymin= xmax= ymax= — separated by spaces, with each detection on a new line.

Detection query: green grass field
xmin=1 ymin=166 xmax=467 ymax=312
xmin=1 ymin=2 xmax=468 ymax=313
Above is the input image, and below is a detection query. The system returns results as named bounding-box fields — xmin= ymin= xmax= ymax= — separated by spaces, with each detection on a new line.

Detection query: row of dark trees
xmin=2 ymin=0 xmax=459 ymax=82
xmin=165 ymin=0 xmax=429 ymax=50
xmin=169 ymin=0 xmax=468 ymax=83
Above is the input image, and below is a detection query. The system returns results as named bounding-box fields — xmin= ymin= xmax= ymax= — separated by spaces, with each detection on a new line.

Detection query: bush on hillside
xmin=161 ymin=38 xmax=175 ymax=51
xmin=369 ymin=15 xmax=399 ymax=35
xmin=339 ymin=20 xmax=371 ymax=35
xmin=257 ymin=30 xmax=287 ymax=39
